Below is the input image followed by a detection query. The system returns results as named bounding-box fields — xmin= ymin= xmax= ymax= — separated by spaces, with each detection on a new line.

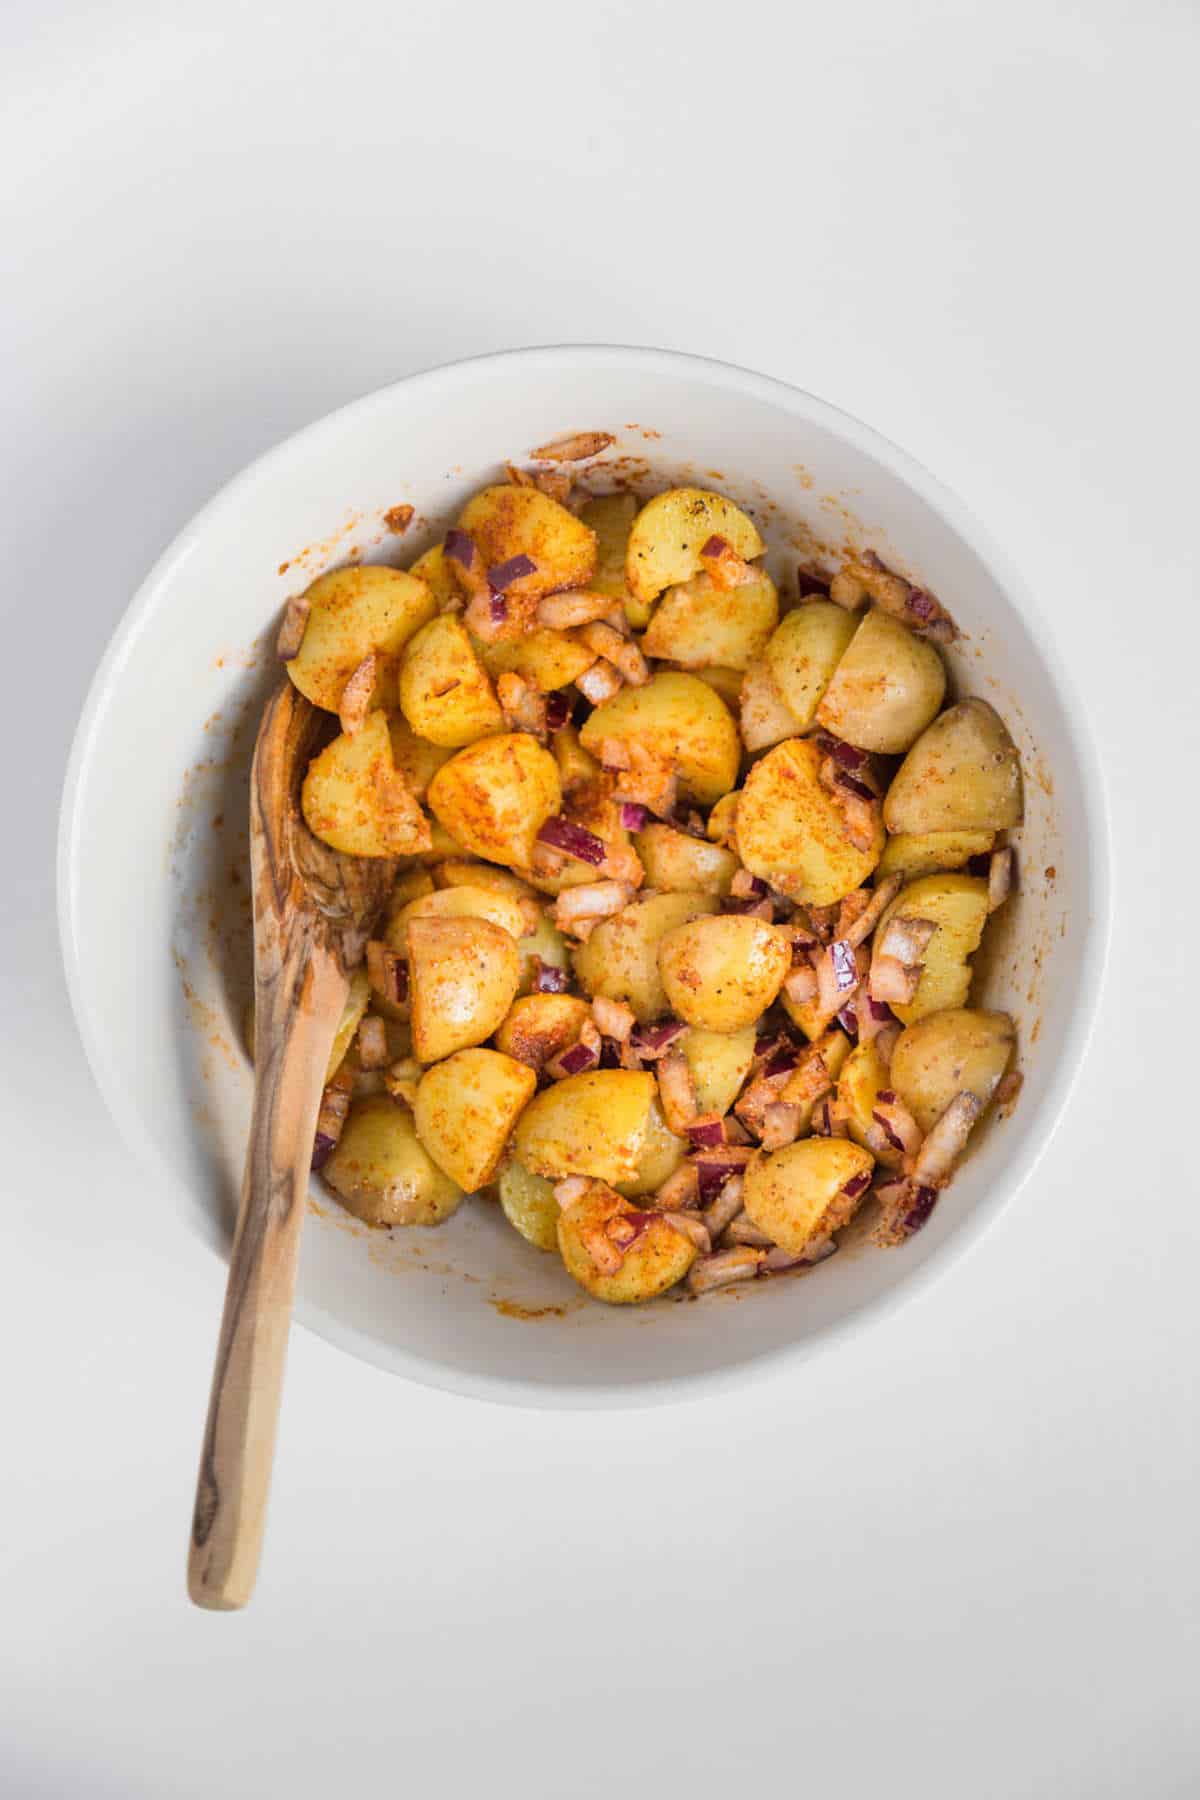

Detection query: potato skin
xmin=407 ymin=915 xmax=521 ymax=1062
xmin=889 ymin=1008 xmax=1016 ymax=1133
xmin=742 ymin=1138 xmax=873 ymax=1255
xmin=735 ymin=737 xmax=884 ymax=906
xmin=386 ymin=716 xmax=453 ymax=800
xmin=557 ymin=1185 xmax=696 ymax=1303
xmin=579 ymin=671 xmax=740 ymax=806
xmin=815 ymin=607 xmax=946 ymax=753
xmin=615 ymin=1097 xmax=688 ymax=1199
xmin=398 ymin=615 xmax=504 ymax=748
xmin=407 ymin=542 xmax=462 ymax=610
xmin=426 ymin=732 xmax=562 ymax=873
xmin=883 ymin=698 xmax=1024 ymax=834
xmin=625 ymin=487 xmax=765 ymax=604
xmin=764 ymin=601 xmax=859 ymax=729
xmin=287 ymin=565 xmax=436 ymax=713
xmin=301 ymin=710 xmax=431 ymax=857
xmin=324 ymin=1096 xmax=464 ymax=1227
xmin=495 ymin=993 xmax=592 ymax=1070
xmin=513 ymin=1070 xmax=657 ymax=1183
xmin=643 ymin=570 xmax=779 ymax=671
xmin=874 ymin=873 xmax=990 ymax=1023
xmin=877 ymin=829 xmax=995 ymax=883
xmin=739 ymin=658 xmax=803 ymax=752
xmin=386 ymin=882 xmax=529 ymax=949
xmin=477 ymin=627 xmax=595 ymax=693
xmin=658 ymin=915 xmax=790 ymax=1032
xmin=498 ymin=1161 xmax=560 ymax=1250
xmin=680 ymin=1025 xmax=756 ymax=1116
xmin=413 ymin=1048 xmax=536 ymax=1192
xmin=457 ymin=484 xmax=596 ymax=603
xmin=572 ymin=891 xmax=719 ymax=1023
xmin=837 ymin=1038 xmax=903 ymax=1168
xmin=633 ymin=824 xmax=738 ymax=897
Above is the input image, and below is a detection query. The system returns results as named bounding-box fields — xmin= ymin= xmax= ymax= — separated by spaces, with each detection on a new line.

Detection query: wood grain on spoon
xmin=187 ymin=682 xmax=394 ymax=1611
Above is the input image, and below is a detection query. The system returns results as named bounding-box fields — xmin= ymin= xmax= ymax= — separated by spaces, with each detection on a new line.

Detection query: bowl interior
xmin=59 ymin=348 xmax=1107 ymax=1405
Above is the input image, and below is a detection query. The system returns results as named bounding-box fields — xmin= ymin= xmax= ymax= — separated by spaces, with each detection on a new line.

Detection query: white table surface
xmin=3 ymin=2 xmax=1197 ymax=1794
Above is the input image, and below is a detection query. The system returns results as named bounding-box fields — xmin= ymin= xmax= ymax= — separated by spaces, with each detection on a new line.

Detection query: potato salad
xmin=267 ymin=448 xmax=1023 ymax=1305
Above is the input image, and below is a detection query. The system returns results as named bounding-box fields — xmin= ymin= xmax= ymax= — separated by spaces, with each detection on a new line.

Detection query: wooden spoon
xmin=188 ymin=682 xmax=394 ymax=1610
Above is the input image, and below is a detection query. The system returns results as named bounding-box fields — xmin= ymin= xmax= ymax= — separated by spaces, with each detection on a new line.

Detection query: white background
xmin=3 ymin=2 xmax=1197 ymax=1795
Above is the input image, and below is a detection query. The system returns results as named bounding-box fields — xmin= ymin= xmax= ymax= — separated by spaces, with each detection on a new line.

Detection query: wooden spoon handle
xmin=187 ymin=934 xmax=348 ymax=1610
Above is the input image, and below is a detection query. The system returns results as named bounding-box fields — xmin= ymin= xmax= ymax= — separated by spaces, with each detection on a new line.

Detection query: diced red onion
xmin=531 ymin=958 xmax=569 ymax=993
xmin=544 ymin=692 xmax=571 ymax=733
xmin=630 ymin=1018 xmax=686 ymax=1054
xmin=537 ymin=815 xmax=607 ymax=865
xmin=599 ymin=1037 xmax=621 ymax=1069
xmin=907 ymin=588 xmax=937 ymax=621
xmin=488 ymin=591 xmax=508 ymax=624
xmin=444 ymin=528 xmax=475 ymax=568
xmin=487 ymin=553 xmax=537 ymax=591
xmin=841 ymin=1171 xmax=872 ymax=1200
xmin=311 ymin=1132 xmax=337 ymax=1171
xmin=867 ymin=997 xmax=895 ymax=1023
xmin=695 ymin=1158 xmax=748 ymax=1202
xmin=557 ymin=1040 xmax=599 ymax=1076
xmin=762 ymin=1047 xmax=800 ymax=1078
xmin=817 ymin=734 xmax=868 ymax=771
xmin=619 ymin=802 xmax=649 ymax=831
xmin=902 ymin=1184 xmax=939 ymax=1233
xmin=831 ymin=940 xmax=858 ymax=991
xmin=606 ymin=1208 xmax=659 ymax=1251
xmin=686 ymin=1116 xmax=727 ymax=1150
xmin=836 ymin=1002 xmax=858 ymax=1039
xmin=700 ymin=533 xmax=730 ymax=558
xmin=836 ymin=770 xmax=877 ymax=803
xmin=876 ymin=1088 xmax=896 ymax=1104
xmin=872 ymin=1111 xmax=906 ymax=1154
xmin=796 ymin=570 xmax=831 ymax=598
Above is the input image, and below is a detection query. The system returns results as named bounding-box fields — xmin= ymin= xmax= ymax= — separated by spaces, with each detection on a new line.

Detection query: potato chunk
xmin=889 ymin=1008 xmax=1016 ymax=1133
xmin=815 ymin=608 xmax=946 ymax=753
xmin=499 ymin=1162 xmax=561 ymax=1250
xmin=386 ymin=715 xmax=453 ymax=800
xmin=572 ymin=891 xmax=719 ymax=1023
xmin=633 ymin=824 xmax=738 ymax=897
xmin=643 ymin=570 xmax=779 ymax=671
xmin=742 ymin=1138 xmax=873 ymax=1256
xmin=414 ymin=1048 xmax=536 ymax=1192
xmin=286 ymin=566 xmax=436 ymax=713
xmin=407 ymin=542 xmax=462 ymax=610
xmin=513 ymin=1070 xmax=657 ymax=1183
xmin=407 ymin=915 xmax=521 ymax=1062
xmin=764 ymin=602 xmax=859 ymax=729
xmin=883 ymin=699 xmax=1024 ymax=834
xmin=301 ymin=710 xmax=431 ymax=857
xmin=579 ymin=671 xmax=740 ymax=806
xmin=457 ymin=484 xmax=597 ymax=604
xmin=386 ymin=883 xmax=530 ymax=948
xmin=658 ymin=915 xmax=790 ymax=1032
xmin=615 ymin=1097 xmax=688 ymax=1198
xmin=873 ymin=873 xmax=990 ymax=1023
xmin=557 ymin=1183 xmax=697 ymax=1303
xmin=739 ymin=659 xmax=804 ymax=752
xmin=625 ymin=487 xmax=764 ymax=604
xmin=578 ymin=492 xmax=643 ymax=624
xmin=324 ymin=1096 xmax=464 ymax=1227
xmin=426 ymin=732 xmax=562 ymax=872
xmin=877 ymin=829 xmax=996 ymax=883
xmin=495 ymin=993 xmax=592 ymax=1071
xmin=837 ymin=1038 xmax=903 ymax=1168
xmin=735 ymin=737 xmax=884 ymax=906
xmin=477 ymin=627 xmax=595 ymax=693
xmin=680 ymin=1025 xmax=756 ymax=1116
xmin=397 ymin=615 xmax=504 ymax=748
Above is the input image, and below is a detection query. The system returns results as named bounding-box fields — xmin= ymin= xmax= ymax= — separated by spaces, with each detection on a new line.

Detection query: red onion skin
xmin=841 ymin=1171 xmax=871 ymax=1200
xmin=902 ymin=1185 xmax=939 ymax=1234
xmin=311 ymin=1133 xmax=337 ymax=1171
xmin=444 ymin=528 xmax=475 ymax=569
xmin=836 ymin=1003 xmax=859 ymax=1039
xmin=907 ymin=589 xmax=936 ymax=621
xmin=695 ymin=1160 xmax=745 ymax=1201
xmin=558 ymin=1042 xmax=599 ymax=1076
xmin=489 ymin=591 xmax=508 ymax=624
xmin=686 ymin=1119 xmax=726 ymax=1150
xmin=700 ymin=534 xmax=729 ymax=558
xmin=487 ymin=553 xmax=537 ymax=591
xmin=817 ymin=734 xmax=868 ymax=771
xmin=545 ymin=693 xmax=570 ymax=733
xmin=599 ymin=1037 xmax=621 ymax=1069
xmin=630 ymin=1019 xmax=686 ymax=1054
xmin=762 ymin=1048 xmax=800 ymax=1078
xmin=537 ymin=815 xmax=607 ymax=865
xmin=619 ymin=802 xmax=649 ymax=831
xmin=867 ymin=997 xmax=896 ymax=1024
xmin=831 ymin=941 xmax=858 ymax=990
xmin=836 ymin=770 xmax=877 ymax=803
xmin=872 ymin=1112 xmax=906 ymax=1154
xmin=531 ymin=959 xmax=569 ymax=993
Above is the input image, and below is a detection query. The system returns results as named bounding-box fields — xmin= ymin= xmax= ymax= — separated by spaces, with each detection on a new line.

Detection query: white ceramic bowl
xmin=58 ymin=346 xmax=1110 ymax=1408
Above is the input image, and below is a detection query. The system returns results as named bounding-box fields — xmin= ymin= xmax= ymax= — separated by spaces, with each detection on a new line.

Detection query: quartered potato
xmin=477 ymin=627 xmax=596 ymax=693
xmin=426 ymin=732 xmax=562 ymax=872
xmin=286 ymin=566 xmax=436 ymax=713
xmin=386 ymin=715 xmax=453 ymax=800
xmin=414 ymin=1048 xmax=536 ymax=1192
xmin=691 ymin=665 xmax=745 ymax=709
xmin=301 ymin=710 xmax=431 ymax=857
xmin=456 ymin=484 xmax=597 ymax=604
xmin=781 ymin=1027 xmax=853 ymax=1119
xmin=551 ymin=722 xmax=602 ymax=791
xmin=680 ymin=1025 xmax=756 ymax=1116
xmin=658 ymin=915 xmax=790 ymax=1032
xmin=838 ymin=1038 xmax=903 ymax=1168
xmin=578 ymin=492 xmax=644 ymax=625
xmin=642 ymin=570 xmax=779 ymax=671
xmin=889 ymin=1007 xmax=1016 ymax=1133
xmin=625 ymin=487 xmax=765 ymax=605
xmin=324 ymin=1096 xmax=464 ymax=1227
xmin=579 ymin=671 xmax=740 ymax=805
xmin=615 ymin=1097 xmax=688 ymax=1199
xmin=557 ymin=1184 xmax=697 ymax=1303
xmin=572 ymin=891 xmax=720 ymax=1022
xmin=874 ymin=873 xmax=990 ymax=1024
xmin=633 ymin=823 xmax=739 ymax=896
xmin=495 ymin=993 xmax=593 ymax=1069
xmin=407 ymin=542 xmax=462 ymax=611
xmin=407 ymin=915 xmax=521 ymax=1062
xmin=877 ymin=829 xmax=996 ymax=883
xmin=739 ymin=658 xmax=804 ymax=752
xmin=735 ymin=737 xmax=884 ymax=905
xmin=742 ymin=1138 xmax=873 ymax=1256
xmin=386 ymin=882 xmax=530 ymax=948
xmin=513 ymin=1070 xmax=657 ymax=1183
xmin=883 ymin=699 xmax=1024 ymax=834
xmin=499 ymin=1161 xmax=561 ymax=1251
xmin=398 ymin=615 xmax=504 ymax=748
xmin=764 ymin=601 xmax=859 ymax=729
xmin=815 ymin=608 xmax=946 ymax=753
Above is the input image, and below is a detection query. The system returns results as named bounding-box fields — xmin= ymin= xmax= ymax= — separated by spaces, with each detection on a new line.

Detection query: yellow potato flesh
xmin=407 ymin=542 xmax=461 ymax=610
xmin=499 ymin=1162 xmax=560 ymax=1251
xmin=300 ymin=709 xmax=430 ymax=857
xmin=883 ymin=699 xmax=1024 ymax=834
xmin=426 ymin=732 xmax=562 ymax=873
xmin=633 ymin=824 xmax=738 ymax=896
xmin=579 ymin=492 xmax=644 ymax=623
xmin=516 ymin=913 xmax=570 ymax=994
xmin=742 ymin=1138 xmax=873 ymax=1256
xmin=513 ymin=1070 xmax=657 ymax=1183
xmin=407 ymin=915 xmax=521 ymax=1062
xmin=397 ymin=615 xmax=504 ymax=749
xmin=477 ymin=627 xmax=596 ymax=693
xmin=495 ymin=993 xmax=592 ymax=1068
xmin=680 ymin=1025 xmax=756 ymax=1116
xmin=735 ymin=737 xmax=884 ymax=906
xmin=557 ymin=1186 xmax=696 ymax=1303
xmin=739 ymin=659 xmax=804 ymax=752
xmin=579 ymin=671 xmax=740 ymax=806
xmin=874 ymin=873 xmax=990 ymax=1024
xmin=324 ymin=1096 xmax=463 ymax=1227
xmin=615 ymin=1097 xmax=688 ymax=1199
xmin=287 ymin=565 xmax=436 ymax=713
xmin=764 ymin=601 xmax=859 ymax=729
xmin=572 ymin=891 xmax=719 ymax=1023
xmin=816 ymin=607 xmax=946 ymax=753
xmin=658 ymin=915 xmax=790 ymax=1032
xmin=889 ymin=1007 xmax=1016 ymax=1133
xmin=877 ymin=829 xmax=996 ymax=883
xmin=386 ymin=715 xmax=453 ymax=800
xmin=457 ymin=484 xmax=596 ymax=604
xmin=386 ymin=883 xmax=529 ymax=949
xmin=643 ymin=570 xmax=779 ymax=672
xmin=625 ymin=487 xmax=765 ymax=604
xmin=837 ymin=1038 xmax=903 ymax=1168
xmin=413 ymin=1048 xmax=536 ymax=1192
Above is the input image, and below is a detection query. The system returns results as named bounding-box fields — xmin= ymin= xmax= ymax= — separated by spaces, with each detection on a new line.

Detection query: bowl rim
xmin=57 ymin=343 xmax=1113 ymax=1409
